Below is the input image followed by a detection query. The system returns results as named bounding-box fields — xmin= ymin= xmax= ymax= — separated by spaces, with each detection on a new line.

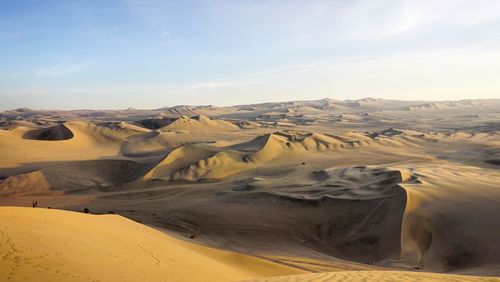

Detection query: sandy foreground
xmin=244 ymin=271 xmax=500 ymax=282
xmin=0 ymin=207 xmax=304 ymax=281
xmin=0 ymin=209 xmax=496 ymax=282
xmin=1 ymin=98 xmax=500 ymax=281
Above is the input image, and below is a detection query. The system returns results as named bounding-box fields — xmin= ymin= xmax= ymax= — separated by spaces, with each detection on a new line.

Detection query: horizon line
xmin=2 ymin=96 xmax=499 ymax=112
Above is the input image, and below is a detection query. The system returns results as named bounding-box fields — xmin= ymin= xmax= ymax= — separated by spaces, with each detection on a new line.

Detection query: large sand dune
xmin=0 ymin=207 xmax=303 ymax=281
xmin=138 ymin=115 xmax=240 ymax=131
xmin=1 ymin=98 xmax=500 ymax=281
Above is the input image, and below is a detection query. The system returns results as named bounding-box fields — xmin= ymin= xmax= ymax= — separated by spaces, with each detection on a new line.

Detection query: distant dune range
xmin=1 ymin=98 xmax=500 ymax=281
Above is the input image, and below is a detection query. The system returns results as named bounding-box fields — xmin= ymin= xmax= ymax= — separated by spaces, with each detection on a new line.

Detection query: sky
xmin=1 ymin=0 xmax=500 ymax=110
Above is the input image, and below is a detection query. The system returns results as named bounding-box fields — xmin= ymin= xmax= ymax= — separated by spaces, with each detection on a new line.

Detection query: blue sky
xmin=1 ymin=0 xmax=500 ymax=109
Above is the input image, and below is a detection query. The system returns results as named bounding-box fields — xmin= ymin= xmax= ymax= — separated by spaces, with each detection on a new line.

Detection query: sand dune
xmin=144 ymin=130 xmax=367 ymax=181
xmin=22 ymin=124 xmax=74 ymax=140
xmin=98 ymin=121 xmax=152 ymax=133
xmin=0 ymin=171 xmax=51 ymax=197
xmin=156 ymin=104 xmax=234 ymax=117
xmin=144 ymin=144 xmax=219 ymax=180
xmin=143 ymin=128 xmax=432 ymax=182
xmin=0 ymin=121 xmax=133 ymax=168
xmin=138 ymin=115 xmax=239 ymax=131
xmin=1 ymin=159 xmax=147 ymax=195
xmin=137 ymin=117 xmax=177 ymax=129
xmin=398 ymin=164 xmax=500 ymax=273
xmin=407 ymin=100 xmax=482 ymax=111
xmin=164 ymin=115 xmax=240 ymax=131
xmin=0 ymin=207 xmax=304 ymax=282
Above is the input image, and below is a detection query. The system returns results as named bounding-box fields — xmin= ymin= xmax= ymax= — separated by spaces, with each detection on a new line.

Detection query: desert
xmin=1 ymin=98 xmax=500 ymax=281
xmin=2 ymin=1 xmax=500 ymax=281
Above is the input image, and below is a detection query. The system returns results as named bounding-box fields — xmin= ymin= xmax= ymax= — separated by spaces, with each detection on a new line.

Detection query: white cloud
xmin=35 ymin=60 xmax=96 ymax=76
xmin=67 ymin=84 xmax=175 ymax=94
xmin=326 ymin=0 xmax=499 ymax=41
xmin=161 ymin=29 xmax=170 ymax=37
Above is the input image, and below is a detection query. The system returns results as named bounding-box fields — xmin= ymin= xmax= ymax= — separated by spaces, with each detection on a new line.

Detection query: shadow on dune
xmin=0 ymin=159 xmax=148 ymax=196
xmin=94 ymin=166 xmax=410 ymax=265
xmin=23 ymin=124 xmax=74 ymax=141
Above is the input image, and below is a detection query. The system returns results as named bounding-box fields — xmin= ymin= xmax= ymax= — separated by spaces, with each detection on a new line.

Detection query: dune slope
xmin=0 ymin=207 xmax=304 ymax=282
xmin=398 ymin=164 xmax=500 ymax=273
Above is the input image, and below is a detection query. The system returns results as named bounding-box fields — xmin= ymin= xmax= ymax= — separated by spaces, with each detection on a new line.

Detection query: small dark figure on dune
xmin=83 ymin=208 xmax=90 ymax=214
xmin=32 ymin=201 xmax=38 ymax=208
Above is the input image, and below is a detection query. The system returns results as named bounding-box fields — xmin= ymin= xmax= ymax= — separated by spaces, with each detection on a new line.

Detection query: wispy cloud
xmin=0 ymin=80 xmax=259 ymax=99
xmin=335 ymin=0 xmax=500 ymax=40
xmin=35 ymin=60 xmax=96 ymax=76
xmin=69 ymin=81 xmax=261 ymax=96
xmin=209 ymin=56 xmax=377 ymax=84
xmin=161 ymin=29 xmax=170 ymax=37
xmin=169 ymin=82 xmax=260 ymax=93
xmin=67 ymin=84 xmax=175 ymax=94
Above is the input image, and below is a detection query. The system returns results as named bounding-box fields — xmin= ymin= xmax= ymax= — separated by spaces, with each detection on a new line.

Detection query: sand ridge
xmin=138 ymin=115 xmax=240 ymax=131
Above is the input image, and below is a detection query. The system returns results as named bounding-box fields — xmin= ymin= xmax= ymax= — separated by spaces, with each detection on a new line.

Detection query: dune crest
xmin=165 ymin=115 xmax=240 ymax=131
xmin=138 ymin=115 xmax=239 ymax=131
xmin=0 ymin=170 xmax=52 ymax=197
